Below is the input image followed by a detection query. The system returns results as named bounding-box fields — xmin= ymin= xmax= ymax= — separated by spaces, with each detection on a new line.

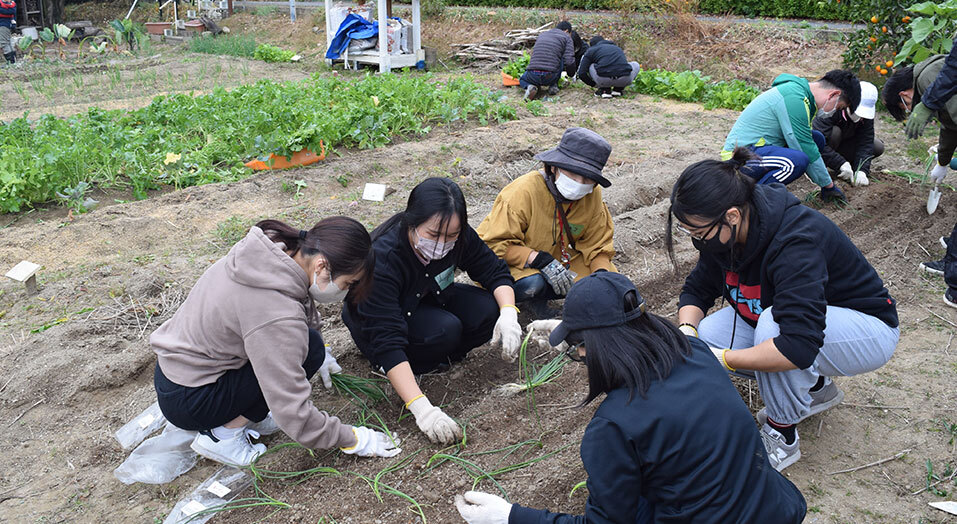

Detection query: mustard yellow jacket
xmin=476 ymin=170 xmax=616 ymax=282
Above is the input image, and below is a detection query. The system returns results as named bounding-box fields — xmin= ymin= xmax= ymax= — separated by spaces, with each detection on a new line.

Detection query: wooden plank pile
xmin=452 ymin=22 xmax=553 ymax=67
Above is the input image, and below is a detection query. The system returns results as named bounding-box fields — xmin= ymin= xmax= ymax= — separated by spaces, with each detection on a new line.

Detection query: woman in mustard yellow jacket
xmin=477 ymin=128 xmax=616 ymax=318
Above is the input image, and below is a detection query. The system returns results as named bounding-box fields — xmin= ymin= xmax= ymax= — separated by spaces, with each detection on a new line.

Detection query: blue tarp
xmin=325 ymin=13 xmax=379 ymax=60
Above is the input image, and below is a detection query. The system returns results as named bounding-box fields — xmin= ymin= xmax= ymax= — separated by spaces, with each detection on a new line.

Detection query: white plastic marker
xmin=362 ymin=183 xmax=387 ymax=202
xmin=163 ymin=467 xmax=253 ymax=524
xmin=929 ymin=501 xmax=957 ymax=516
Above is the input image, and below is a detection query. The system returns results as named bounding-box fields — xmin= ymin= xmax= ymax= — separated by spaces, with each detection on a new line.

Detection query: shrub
xmin=254 ymin=43 xmax=296 ymax=62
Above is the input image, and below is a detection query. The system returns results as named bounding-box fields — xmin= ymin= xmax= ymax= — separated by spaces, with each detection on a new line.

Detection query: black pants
xmin=346 ymin=283 xmax=499 ymax=374
xmin=154 ymin=328 xmax=326 ymax=431
xmin=828 ymin=127 xmax=884 ymax=170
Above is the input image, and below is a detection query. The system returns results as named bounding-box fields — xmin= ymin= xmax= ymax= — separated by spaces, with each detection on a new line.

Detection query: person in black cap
xmin=576 ymin=36 xmax=640 ymax=98
xmin=455 ymin=271 xmax=807 ymax=524
xmin=520 ymin=21 xmax=577 ymax=101
xmin=477 ymin=127 xmax=616 ymax=319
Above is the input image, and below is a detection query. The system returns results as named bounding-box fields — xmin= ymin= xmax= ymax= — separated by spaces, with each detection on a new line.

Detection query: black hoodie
xmin=678 ymin=184 xmax=898 ymax=369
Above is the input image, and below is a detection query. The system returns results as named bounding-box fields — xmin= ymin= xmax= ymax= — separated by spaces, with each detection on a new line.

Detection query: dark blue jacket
xmin=509 ymin=337 xmax=807 ymax=524
xmin=678 ymin=184 xmax=898 ymax=369
xmin=919 ymin=43 xmax=957 ymax=112
xmin=0 ymin=0 xmax=15 ymax=29
xmin=527 ymin=28 xmax=576 ymax=77
xmin=576 ymin=40 xmax=632 ymax=79
xmin=342 ymin=220 xmax=512 ymax=372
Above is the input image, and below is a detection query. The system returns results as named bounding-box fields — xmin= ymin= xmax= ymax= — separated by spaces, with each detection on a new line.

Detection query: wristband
xmin=719 ymin=349 xmax=736 ymax=372
xmin=501 ymin=304 xmax=520 ymax=314
xmin=404 ymin=394 xmax=426 ymax=409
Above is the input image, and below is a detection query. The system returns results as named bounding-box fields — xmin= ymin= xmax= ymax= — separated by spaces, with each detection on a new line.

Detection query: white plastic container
xmin=163 ymin=467 xmax=253 ymax=524
xmin=115 ymin=401 xmax=168 ymax=450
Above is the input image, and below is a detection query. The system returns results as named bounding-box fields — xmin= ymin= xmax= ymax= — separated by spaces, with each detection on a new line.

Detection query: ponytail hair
xmin=665 ymin=147 xmax=756 ymax=270
xmin=256 ymin=216 xmax=375 ymax=302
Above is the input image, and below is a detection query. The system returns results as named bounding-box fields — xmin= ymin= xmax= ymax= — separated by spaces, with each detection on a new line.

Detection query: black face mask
xmin=691 ymin=222 xmax=737 ymax=254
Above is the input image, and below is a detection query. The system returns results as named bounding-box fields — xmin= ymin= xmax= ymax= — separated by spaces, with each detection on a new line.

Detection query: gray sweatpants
xmin=698 ymin=305 xmax=898 ymax=425
xmin=0 ymin=26 xmax=11 ymax=56
xmin=589 ymin=62 xmax=640 ymax=89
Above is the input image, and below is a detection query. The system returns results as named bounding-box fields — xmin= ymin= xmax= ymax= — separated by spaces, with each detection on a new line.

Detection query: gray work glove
xmin=529 ymin=251 xmax=574 ymax=296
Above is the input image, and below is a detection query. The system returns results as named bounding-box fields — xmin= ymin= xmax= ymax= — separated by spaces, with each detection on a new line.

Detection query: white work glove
xmin=709 ymin=347 xmax=734 ymax=372
xmin=526 ymin=319 xmax=566 ymax=351
xmin=318 ymin=350 xmax=342 ymax=389
xmin=930 ymin=144 xmax=940 ymax=155
xmin=677 ymin=324 xmax=698 ymax=337
xmin=455 ymin=491 xmax=513 ymax=524
xmin=853 ymin=170 xmax=869 ymax=186
xmin=838 ymin=161 xmax=854 ymax=182
xmin=491 ymin=306 xmax=522 ymax=362
xmin=407 ymin=396 xmax=463 ymax=444
xmin=340 ymin=426 xmax=402 ymax=458
xmin=931 ymin=162 xmax=949 ymax=184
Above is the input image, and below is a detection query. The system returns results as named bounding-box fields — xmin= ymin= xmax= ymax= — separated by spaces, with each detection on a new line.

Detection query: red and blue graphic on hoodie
xmin=725 ymin=270 xmax=762 ymax=322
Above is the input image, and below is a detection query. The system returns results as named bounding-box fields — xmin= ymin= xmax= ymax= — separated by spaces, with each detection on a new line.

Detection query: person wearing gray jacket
xmin=151 ymin=217 xmax=402 ymax=466
xmin=520 ymin=21 xmax=576 ymax=101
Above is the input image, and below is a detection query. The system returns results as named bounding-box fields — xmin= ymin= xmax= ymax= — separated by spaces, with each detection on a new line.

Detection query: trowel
xmin=928 ymin=183 xmax=943 ymax=214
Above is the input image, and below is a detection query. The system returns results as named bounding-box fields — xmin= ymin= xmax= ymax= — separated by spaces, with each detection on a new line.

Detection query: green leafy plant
xmin=254 ymin=43 xmax=296 ymax=63
xmin=109 ymin=19 xmax=143 ymax=52
xmin=525 ymin=99 xmax=548 ymax=116
xmin=839 ymin=1 xmax=912 ymax=71
xmin=502 ymin=52 xmax=530 ymax=78
xmin=190 ymin=34 xmax=258 ymax=58
xmin=0 ymin=73 xmax=516 ymax=213
xmin=53 ymin=24 xmax=76 ymax=60
xmin=895 ymin=0 xmax=957 ymax=66
xmin=55 ymin=182 xmax=99 ymax=213
xmin=631 ymin=69 xmax=760 ymax=111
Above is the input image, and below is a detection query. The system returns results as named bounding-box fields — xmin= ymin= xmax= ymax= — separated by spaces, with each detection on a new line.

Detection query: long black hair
xmin=574 ymin=291 xmax=691 ymax=405
xmin=883 ymin=66 xmax=915 ymax=122
xmin=256 ymin=216 xmax=374 ymax=302
xmin=372 ymin=177 xmax=468 ymax=254
xmin=665 ymin=147 xmax=756 ymax=270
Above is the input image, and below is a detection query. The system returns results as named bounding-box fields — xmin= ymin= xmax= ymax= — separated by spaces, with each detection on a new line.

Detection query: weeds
xmin=925 ymin=459 xmax=953 ymax=497
xmin=190 ymin=35 xmax=258 ymax=58
xmin=215 ymin=216 xmax=254 ymax=245
xmin=568 ymin=480 xmax=587 ymax=498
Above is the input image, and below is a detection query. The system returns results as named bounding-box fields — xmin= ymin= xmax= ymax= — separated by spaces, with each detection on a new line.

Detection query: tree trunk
xmin=42 ymin=0 xmax=65 ymax=25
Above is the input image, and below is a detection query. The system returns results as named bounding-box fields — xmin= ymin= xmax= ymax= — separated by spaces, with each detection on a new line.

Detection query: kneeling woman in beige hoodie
xmin=151 ymin=217 xmax=402 ymax=466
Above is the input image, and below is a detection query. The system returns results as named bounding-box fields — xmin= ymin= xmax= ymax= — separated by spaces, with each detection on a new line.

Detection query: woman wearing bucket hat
xmin=812 ymin=81 xmax=883 ymax=187
xmin=477 ymin=127 xmax=616 ymax=319
xmin=455 ymin=272 xmax=807 ymax=524
xmin=667 ymin=148 xmax=899 ymax=472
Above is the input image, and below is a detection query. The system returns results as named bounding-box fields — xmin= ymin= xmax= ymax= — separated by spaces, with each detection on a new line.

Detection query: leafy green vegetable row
xmin=631 ymin=69 xmax=761 ymax=111
xmin=0 ymin=73 xmax=516 ymax=213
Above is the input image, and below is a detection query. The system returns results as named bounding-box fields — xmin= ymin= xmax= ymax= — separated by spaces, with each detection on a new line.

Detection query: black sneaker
xmin=611 ymin=88 xmax=624 ymax=97
xmin=920 ymin=259 xmax=946 ymax=275
xmin=946 ymin=289 xmax=957 ymax=309
xmin=941 ymin=236 xmax=951 ymax=249
xmin=547 ymin=85 xmax=559 ymax=96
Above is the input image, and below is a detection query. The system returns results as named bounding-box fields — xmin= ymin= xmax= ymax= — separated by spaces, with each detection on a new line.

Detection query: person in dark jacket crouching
xmin=668 ymin=148 xmax=899 ymax=472
xmin=812 ymin=81 xmax=883 ymax=187
xmin=521 ymin=21 xmax=576 ymax=101
xmin=576 ymin=36 xmax=640 ymax=98
xmin=343 ymin=177 xmax=522 ymax=446
xmin=455 ymin=271 xmax=807 ymax=524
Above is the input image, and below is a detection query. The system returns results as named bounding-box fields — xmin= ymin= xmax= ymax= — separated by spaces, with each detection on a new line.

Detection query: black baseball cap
xmin=549 ymin=271 xmax=646 ymax=346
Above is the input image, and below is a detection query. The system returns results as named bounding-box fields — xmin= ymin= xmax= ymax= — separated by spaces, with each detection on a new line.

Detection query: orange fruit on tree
xmin=870 ymin=36 xmax=877 ymax=42
xmin=882 ymin=26 xmax=888 ymax=32
xmin=871 ymin=16 xmax=878 ymax=23
xmin=880 ymin=69 xmax=888 ymax=75
xmin=868 ymin=44 xmax=873 ymax=49
xmin=903 ymin=16 xmax=911 ymax=22
xmin=886 ymin=60 xmax=894 ymax=67
xmin=875 ymin=65 xmax=882 ymax=71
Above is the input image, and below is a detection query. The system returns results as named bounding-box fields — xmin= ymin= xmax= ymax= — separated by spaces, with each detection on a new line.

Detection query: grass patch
xmin=189 ymin=34 xmax=258 ymax=58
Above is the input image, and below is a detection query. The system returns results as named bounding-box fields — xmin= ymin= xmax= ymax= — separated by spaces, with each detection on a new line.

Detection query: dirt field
xmin=1 ymin=9 xmax=956 ymax=524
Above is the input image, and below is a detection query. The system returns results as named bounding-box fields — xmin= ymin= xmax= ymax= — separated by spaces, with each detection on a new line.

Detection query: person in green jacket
xmin=722 ymin=70 xmax=861 ymax=203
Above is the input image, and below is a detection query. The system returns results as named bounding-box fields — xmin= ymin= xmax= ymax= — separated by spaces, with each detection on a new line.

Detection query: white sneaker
xmin=190 ymin=429 xmax=267 ymax=467
xmin=248 ymin=413 xmax=281 ymax=436
xmin=760 ymin=423 xmax=801 ymax=471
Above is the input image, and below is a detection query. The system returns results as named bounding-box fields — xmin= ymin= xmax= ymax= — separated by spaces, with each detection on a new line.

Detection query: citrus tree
xmin=894 ymin=1 xmax=957 ymax=65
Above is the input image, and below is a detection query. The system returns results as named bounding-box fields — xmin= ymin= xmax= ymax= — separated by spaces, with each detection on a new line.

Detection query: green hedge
xmin=449 ymin=0 xmax=853 ymax=20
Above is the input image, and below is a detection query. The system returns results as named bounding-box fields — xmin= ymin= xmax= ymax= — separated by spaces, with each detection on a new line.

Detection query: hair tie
xmin=299 ymin=230 xmax=308 ymax=241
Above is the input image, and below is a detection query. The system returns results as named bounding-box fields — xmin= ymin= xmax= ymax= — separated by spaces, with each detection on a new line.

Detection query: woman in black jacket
xmin=343 ymin=177 xmax=522 ymax=445
xmin=456 ymin=272 xmax=807 ymax=524
xmin=666 ymin=148 xmax=899 ymax=471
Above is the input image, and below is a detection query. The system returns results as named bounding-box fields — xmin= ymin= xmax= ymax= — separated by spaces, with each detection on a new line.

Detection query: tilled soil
xmin=1 ymin=39 xmax=956 ymax=524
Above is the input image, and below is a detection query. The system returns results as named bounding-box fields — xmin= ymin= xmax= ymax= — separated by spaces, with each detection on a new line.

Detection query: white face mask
xmin=414 ymin=228 xmax=456 ymax=263
xmin=818 ymin=94 xmax=839 ymax=118
xmin=555 ymin=173 xmax=594 ymax=200
xmin=309 ymin=268 xmax=349 ymax=303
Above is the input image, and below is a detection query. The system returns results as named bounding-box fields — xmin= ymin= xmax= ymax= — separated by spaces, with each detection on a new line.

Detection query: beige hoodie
xmin=151 ymin=227 xmax=355 ymax=450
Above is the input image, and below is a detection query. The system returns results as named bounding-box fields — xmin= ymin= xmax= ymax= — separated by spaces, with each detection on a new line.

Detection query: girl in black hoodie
xmin=666 ymin=148 xmax=899 ymax=472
